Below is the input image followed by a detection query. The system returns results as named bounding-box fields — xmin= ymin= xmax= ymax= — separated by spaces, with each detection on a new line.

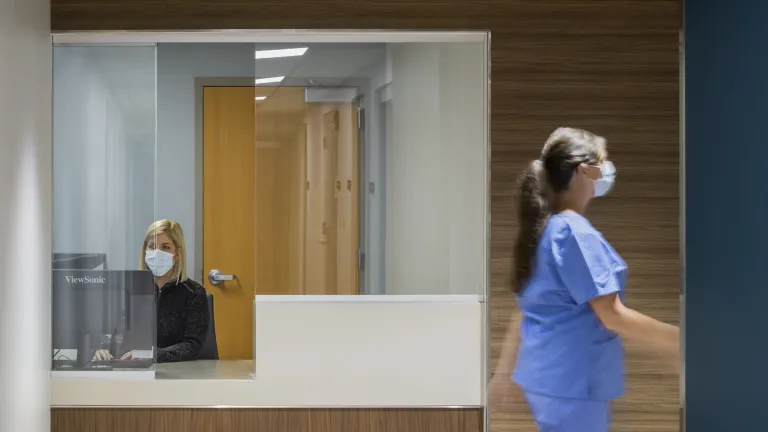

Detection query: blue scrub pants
xmin=524 ymin=392 xmax=611 ymax=432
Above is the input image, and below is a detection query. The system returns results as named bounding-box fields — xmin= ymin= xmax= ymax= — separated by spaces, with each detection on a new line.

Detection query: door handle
xmin=208 ymin=269 xmax=236 ymax=286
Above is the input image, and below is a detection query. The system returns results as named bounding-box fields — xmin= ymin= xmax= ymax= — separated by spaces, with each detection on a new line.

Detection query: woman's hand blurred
xmin=92 ymin=349 xmax=112 ymax=361
xmin=489 ymin=373 xmax=518 ymax=413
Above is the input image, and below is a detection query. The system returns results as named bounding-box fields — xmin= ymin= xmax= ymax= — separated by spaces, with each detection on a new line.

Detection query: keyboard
xmin=53 ymin=359 xmax=153 ymax=370
xmin=91 ymin=359 xmax=154 ymax=369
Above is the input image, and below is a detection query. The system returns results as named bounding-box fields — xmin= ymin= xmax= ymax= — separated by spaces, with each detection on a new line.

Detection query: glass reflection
xmin=52 ymin=45 xmax=157 ymax=373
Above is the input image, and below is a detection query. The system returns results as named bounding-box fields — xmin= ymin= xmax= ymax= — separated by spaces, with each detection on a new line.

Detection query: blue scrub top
xmin=512 ymin=212 xmax=627 ymax=401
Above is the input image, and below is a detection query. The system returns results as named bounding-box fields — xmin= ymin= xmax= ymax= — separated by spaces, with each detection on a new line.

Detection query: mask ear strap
xmin=577 ymin=163 xmax=592 ymax=177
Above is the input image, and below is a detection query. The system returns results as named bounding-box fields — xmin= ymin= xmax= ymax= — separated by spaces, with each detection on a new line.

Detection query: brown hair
xmin=512 ymin=127 xmax=606 ymax=294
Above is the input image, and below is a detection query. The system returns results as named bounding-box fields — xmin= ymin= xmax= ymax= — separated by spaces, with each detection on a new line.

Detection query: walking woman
xmin=489 ymin=128 xmax=679 ymax=431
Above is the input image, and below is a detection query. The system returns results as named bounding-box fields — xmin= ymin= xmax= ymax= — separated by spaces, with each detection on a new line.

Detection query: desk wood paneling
xmin=51 ymin=1 xmax=681 ymax=431
xmin=51 ymin=408 xmax=483 ymax=432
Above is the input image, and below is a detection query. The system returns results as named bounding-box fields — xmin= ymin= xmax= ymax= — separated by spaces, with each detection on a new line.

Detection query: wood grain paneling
xmin=51 ymin=1 xmax=681 ymax=431
xmin=51 ymin=408 xmax=483 ymax=432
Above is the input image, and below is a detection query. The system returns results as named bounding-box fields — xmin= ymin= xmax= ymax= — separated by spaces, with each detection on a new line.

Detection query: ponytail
xmin=513 ymin=160 xmax=551 ymax=294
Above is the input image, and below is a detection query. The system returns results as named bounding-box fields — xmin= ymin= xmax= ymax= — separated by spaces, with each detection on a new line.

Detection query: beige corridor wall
xmin=0 ymin=0 xmax=52 ymax=430
xmin=386 ymin=42 xmax=486 ymax=295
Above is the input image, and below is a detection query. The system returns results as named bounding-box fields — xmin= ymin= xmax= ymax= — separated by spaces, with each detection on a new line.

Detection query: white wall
xmin=53 ymin=48 xmax=156 ymax=270
xmin=0 ymin=0 xmax=51 ymax=429
xmin=385 ymin=43 xmax=487 ymax=295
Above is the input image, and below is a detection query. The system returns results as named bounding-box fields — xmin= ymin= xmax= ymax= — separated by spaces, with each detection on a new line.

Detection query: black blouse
xmin=156 ymin=279 xmax=210 ymax=363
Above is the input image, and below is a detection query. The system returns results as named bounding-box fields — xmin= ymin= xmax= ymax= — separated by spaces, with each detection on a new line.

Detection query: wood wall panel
xmin=51 ymin=1 xmax=681 ymax=431
xmin=51 ymin=408 xmax=483 ymax=432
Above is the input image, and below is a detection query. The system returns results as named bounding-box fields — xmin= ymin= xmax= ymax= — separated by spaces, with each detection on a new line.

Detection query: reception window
xmin=51 ymin=33 xmax=489 ymax=379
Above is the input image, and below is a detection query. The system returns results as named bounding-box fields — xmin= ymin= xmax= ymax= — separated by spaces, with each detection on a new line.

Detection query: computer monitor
xmin=52 ymin=270 xmax=154 ymax=368
xmin=52 ymin=253 xmax=108 ymax=270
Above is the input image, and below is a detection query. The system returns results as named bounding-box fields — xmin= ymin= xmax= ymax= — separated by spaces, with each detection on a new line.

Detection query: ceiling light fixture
xmin=254 ymin=76 xmax=285 ymax=85
xmin=255 ymin=96 xmax=267 ymax=101
xmin=255 ymin=47 xmax=308 ymax=59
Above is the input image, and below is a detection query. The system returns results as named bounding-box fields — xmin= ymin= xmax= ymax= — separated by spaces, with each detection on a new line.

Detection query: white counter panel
xmin=52 ymin=295 xmax=484 ymax=407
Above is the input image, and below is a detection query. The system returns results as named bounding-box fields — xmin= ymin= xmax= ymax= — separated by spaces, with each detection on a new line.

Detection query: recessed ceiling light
xmin=255 ymin=96 xmax=267 ymax=101
xmin=255 ymin=47 xmax=308 ymax=59
xmin=254 ymin=76 xmax=285 ymax=85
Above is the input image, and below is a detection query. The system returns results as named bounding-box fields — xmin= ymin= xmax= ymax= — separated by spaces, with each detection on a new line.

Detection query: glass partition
xmin=52 ymin=45 xmax=157 ymax=375
xmin=150 ymin=42 xmax=486 ymax=301
xmin=50 ymin=36 xmax=488 ymax=376
xmin=212 ymin=41 xmax=487 ymax=298
xmin=153 ymin=40 xmax=487 ymax=365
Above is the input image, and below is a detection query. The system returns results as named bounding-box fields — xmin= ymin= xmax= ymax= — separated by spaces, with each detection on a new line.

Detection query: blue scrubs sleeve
xmin=554 ymin=231 xmax=621 ymax=305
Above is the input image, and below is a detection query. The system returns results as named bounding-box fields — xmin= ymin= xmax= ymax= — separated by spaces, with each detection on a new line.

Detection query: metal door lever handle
xmin=208 ymin=269 xmax=236 ymax=286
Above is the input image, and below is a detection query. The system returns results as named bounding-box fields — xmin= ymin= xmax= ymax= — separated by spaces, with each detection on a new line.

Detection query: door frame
xmin=353 ymin=93 xmax=367 ymax=295
xmin=194 ymin=77 xmax=373 ymax=293
xmin=53 ymin=31 xmax=485 ymax=45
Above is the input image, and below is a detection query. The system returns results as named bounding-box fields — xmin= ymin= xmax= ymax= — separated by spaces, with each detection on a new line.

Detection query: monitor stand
xmin=75 ymin=333 xmax=92 ymax=369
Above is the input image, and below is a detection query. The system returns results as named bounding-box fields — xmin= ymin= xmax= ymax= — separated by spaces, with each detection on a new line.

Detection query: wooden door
xmin=335 ymin=104 xmax=359 ymax=295
xmin=203 ymin=87 xmax=360 ymax=358
xmin=304 ymin=104 xmax=359 ymax=295
xmin=202 ymin=86 xmax=256 ymax=360
xmin=304 ymin=107 xmax=325 ymax=294
xmin=322 ymin=109 xmax=339 ymax=293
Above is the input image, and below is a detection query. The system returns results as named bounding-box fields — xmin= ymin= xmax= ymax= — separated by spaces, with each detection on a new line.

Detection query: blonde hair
xmin=139 ymin=219 xmax=188 ymax=282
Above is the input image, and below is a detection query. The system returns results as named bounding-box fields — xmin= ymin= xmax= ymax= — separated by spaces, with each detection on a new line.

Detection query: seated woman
xmin=95 ymin=219 xmax=210 ymax=363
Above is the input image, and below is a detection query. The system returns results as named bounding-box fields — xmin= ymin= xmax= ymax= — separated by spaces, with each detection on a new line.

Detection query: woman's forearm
xmin=157 ymin=339 xmax=202 ymax=363
xmin=493 ymin=307 xmax=521 ymax=376
xmin=609 ymin=303 xmax=679 ymax=354
xmin=591 ymin=293 xmax=679 ymax=355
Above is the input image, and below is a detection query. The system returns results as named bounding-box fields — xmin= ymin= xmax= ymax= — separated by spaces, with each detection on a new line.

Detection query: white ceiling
xmin=85 ymin=47 xmax=156 ymax=142
xmin=85 ymin=43 xmax=385 ymax=142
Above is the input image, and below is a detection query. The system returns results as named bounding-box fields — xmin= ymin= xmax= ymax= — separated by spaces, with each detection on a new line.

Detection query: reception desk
xmin=51 ymin=295 xmax=486 ymax=432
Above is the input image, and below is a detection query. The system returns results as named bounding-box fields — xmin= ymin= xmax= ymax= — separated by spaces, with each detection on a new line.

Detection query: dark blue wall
xmin=685 ymin=1 xmax=768 ymax=430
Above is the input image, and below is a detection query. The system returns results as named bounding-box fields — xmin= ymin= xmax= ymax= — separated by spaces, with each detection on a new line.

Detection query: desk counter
xmin=52 ymin=295 xmax=485 ymax=408
xmin=156 ymin=360 xmax=252 ymax=380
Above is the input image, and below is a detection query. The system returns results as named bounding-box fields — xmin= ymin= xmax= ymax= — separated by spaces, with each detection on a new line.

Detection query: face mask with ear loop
xmin=593 ymin=160 xmax=616 ymax=197
xmin=145 ymin=249 xmax=175 ymax=277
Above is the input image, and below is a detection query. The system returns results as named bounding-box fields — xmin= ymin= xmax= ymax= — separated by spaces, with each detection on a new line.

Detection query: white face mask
xmin=593 ymin=160 xmax=616 ymax=197
xmin=145 ymin=249 xmax=175 ymax=277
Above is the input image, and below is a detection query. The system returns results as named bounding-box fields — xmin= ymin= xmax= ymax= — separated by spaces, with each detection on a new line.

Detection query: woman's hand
xmin=92 ymin=350 xmax=142 ymax=361
xmin=92 ymin=349 xmax=112 ymax=361
xmin=489 ymin=373 xmax=518 ymax=413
